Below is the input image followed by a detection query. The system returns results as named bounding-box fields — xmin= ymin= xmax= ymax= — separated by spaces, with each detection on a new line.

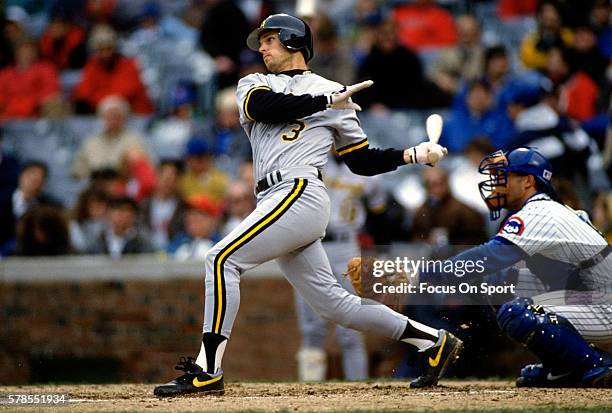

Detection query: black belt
xmin=256 ymin=169 xmax=323 ymax=195
xmin=578 ymin=244 xmax=611 ymax=270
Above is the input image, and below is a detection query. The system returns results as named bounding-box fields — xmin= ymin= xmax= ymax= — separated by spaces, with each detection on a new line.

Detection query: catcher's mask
xmin=478 ymin=150 xmax=509 ymax=221
xmin=478 ymin=147 xmax=556 ymax=220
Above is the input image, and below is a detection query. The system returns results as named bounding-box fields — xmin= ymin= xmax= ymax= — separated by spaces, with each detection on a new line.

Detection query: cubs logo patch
xmin=500 ymin=216 xmax=525 ymax=236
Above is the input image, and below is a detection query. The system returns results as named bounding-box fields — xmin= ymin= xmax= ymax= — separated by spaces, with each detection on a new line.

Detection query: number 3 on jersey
xmin=281 ymin=120 xmax=306 ymax=142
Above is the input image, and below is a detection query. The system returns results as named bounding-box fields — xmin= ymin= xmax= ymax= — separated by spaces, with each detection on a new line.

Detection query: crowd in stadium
xmin=0 ymin=0 xmax=610 ymax=258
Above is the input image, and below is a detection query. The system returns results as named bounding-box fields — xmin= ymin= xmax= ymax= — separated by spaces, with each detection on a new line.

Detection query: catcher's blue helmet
xmin=246 ymin=14 xmax=313 ymax=62
xmin=478 ymin=147 xmax=555 ymax=220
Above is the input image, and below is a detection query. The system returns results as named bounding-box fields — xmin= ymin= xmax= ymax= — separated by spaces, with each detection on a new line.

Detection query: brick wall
xmin=0 ymin=264 xmax=304 ymax=384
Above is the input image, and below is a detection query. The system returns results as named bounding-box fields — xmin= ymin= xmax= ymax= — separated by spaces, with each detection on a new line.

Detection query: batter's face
xmin=258 ymin=31 xmax=294 ymax=73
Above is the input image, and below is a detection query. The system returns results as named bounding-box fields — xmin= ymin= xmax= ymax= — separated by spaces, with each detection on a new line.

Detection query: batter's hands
xmin=326 ymin=80 xmax=374 ymax=111
xmin=405 ymin=141 xmax=448 ymax=166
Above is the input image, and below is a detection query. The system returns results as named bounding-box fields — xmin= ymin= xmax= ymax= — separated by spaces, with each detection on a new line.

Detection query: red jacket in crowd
xmin=0 ymin=61 xmax=60 ymax=120
xmin=39 ymin=25 xmax=87 ymax=70
xmin=393 ymin=3 xmax=457 ymax=51
xmin=560 ymin=71 xmax=600 ymax=122
xmin=73 ymin=54 xmax=154 ymax=114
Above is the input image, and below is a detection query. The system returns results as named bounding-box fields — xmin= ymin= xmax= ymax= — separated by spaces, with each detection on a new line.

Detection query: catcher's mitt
xmin=345 ymin=256 xmax=363 ymax=296
xmin=344 ymin=255 xmax=411 ymax=312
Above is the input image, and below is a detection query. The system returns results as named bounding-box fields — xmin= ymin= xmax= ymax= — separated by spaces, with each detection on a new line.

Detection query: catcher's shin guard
xmin=497 ymin=298 xmax=609 ymax=375
xmin=410 ymin=329 xmax=464 ymax=388
xmin=153 ymin=356 xmax=225 ymax=397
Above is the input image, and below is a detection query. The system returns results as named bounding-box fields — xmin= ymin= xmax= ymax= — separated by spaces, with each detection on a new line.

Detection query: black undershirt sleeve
xmin=340 ymin=147 xmax=406 ymax=176
xmin=245 ymin=88 xmax=327 ymax=123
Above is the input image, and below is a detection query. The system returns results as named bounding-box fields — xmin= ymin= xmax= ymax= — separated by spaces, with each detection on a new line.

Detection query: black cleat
xmin=153 ymin=356 xmax=225 ymax=397
xmin=410 ymin=329 xmax=463 ymax=388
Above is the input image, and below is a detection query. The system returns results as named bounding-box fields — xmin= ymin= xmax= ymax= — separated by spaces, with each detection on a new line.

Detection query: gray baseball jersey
xmin=236 ymin=71 xmax=368 ymax=182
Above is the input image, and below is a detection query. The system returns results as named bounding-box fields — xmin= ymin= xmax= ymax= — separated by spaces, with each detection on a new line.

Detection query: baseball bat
xmin=426 ymin=114 xmax=443 ymax=145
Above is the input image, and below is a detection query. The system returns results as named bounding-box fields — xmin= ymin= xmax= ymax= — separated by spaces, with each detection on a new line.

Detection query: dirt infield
xmin=1 ymin=381 xmax=611 ymax=412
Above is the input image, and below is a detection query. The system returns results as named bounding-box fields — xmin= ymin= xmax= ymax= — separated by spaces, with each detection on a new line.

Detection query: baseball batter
xmin=294 ymin=153 xmax=386 ymax=381
xmin=154 ymin=14 xmax=460 ymax=397
xmin=420 ymin=147 xmax=611 ymax=387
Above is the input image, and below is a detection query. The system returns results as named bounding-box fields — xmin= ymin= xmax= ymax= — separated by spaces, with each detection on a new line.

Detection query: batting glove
xmin=405 ymin=141 xmax=449 ymax=166
xmin=325 ymin=80 xmax=374 ymax=111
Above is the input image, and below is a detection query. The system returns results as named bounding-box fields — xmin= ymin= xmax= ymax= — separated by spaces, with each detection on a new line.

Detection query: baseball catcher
xmin=357 ymin=147 xmax=610 ymax=388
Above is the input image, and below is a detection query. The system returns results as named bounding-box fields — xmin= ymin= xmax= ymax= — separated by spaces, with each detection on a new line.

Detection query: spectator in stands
xmin=83 ymin=0 xmax=117 ymax=25
xmin=198 ymin=0 xmax=250 ymax=88
xmin=592 ymin=190 xmax=612 ymax=242
xmin=544 ymin=46 xmax=600 ymax=121
xmin=238 ymin=159 xmax=255 ymax=190
xmin=89 ymin=167 xmax=123 ymax=198
xmin=179 ymin=137 xmax=230 ymax=203
xmin=212 ymin=87 xmax=251 ymax=163
xmin=439 ymin=79 xmax=514 ymax=152
xmin=411 ymin=167 xmax=487 ymax=246
xmin=167 ymin=194 xmax=221 ymax=260
xmin=604 ymin=121 xmax=612 ymax=177
xmin=15 ymin=203 xmax=71 ymax=256
xmin=455 ymin=46 xmax=537 ymax=117
xmin=149 ymin=81 xmax=199 ymax=160
xmin=3 ymin=6 xmax=28 ymax=55
xmin=308 ymin=14 xmax=354 ymax=85
xmin=221 ymin=181 xmax=255 ymax=237
xmin=590 ymin=0 xmax=612 ymax=58
xmin=506 ymin=83 xmax=593 ymax=183
xmin=554 ymin=178 xmax=583 ymax=210
xmin=0 ymin=11 xmax=16 ymax=68
xmin=0 ymin=136 xmax=20 ymax=255
xmin=12 ymin=161 xmax=58 ymax=220
xmin=117 ymin=146 xmax=157 ymax=202
xmin=392 ymin=0 xmax=457 ymax=51
xmin=126 ymin=1 xmax=198 ymax=48
xmin=350 ymin=0 xmax=384 ymax=66
xmin=73 ymin=24 xmax=153 ymax=114
xmin=39 ymin=10 xmax=87 ymax=71
xmin=430 ymin=15 xmax=485 ymax=95
xmin=497 ymin=0 xmax=538 ymax=21
xmin=0 ymin=38 xmax=60 ymax=120
xmin=237 ymin=49 xmax=266 ymax=78
xmin=87 ymin=196 xmax=154 ymax=258
xmin=519 ymin=0 xmax=573 ymax=70
xmin=69 ymin=187 xmax=109 ymax=253
xmin=356 ymin=19 xmax=449 ymax=111
xmin=571 ymin=23 xmax=608 ymax=87
xmin=72 ymin=96 xmax=149 ymax=180
xmin=449 ymin=137 xmax=495 ymax=218
xmin=140 ymin=159 xmax=186 ymax=251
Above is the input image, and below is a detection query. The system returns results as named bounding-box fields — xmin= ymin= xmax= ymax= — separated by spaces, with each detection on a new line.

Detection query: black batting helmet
xmin=246 ymin=14 xmax=313 ymax=62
